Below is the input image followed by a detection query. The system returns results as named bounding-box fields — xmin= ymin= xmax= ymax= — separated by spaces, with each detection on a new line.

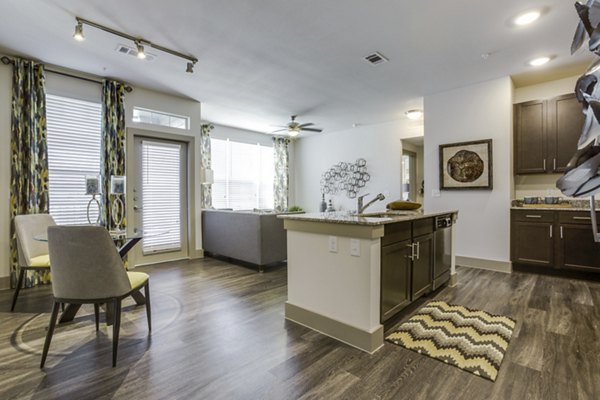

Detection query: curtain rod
xmin=1 ymin=55 xmax=133 ymax=92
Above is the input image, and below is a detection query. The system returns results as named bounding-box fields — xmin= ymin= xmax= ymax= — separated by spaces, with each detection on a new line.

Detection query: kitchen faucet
xmin=357 ymin=193 xmax=386 ymax=214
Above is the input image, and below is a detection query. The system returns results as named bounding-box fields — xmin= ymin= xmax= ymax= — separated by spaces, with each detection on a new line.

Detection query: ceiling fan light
xmin=288 ymin=130 xmax=300 ymax=137
xmin=405 ymin=109 xmax=423 ymax=120
xmin=73 ymin=22 xmax=85 ymax=41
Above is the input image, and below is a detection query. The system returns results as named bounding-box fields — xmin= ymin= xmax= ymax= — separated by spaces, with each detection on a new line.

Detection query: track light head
xmin=186 ymin=61 xmax=196 ymax=73
xmin=73 ymin=21 xmax=85 ymax=41
xmin=135 ymin=41 xmax=146 ymax=59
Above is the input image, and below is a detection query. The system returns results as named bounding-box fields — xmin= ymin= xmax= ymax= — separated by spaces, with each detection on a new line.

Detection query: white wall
xmin=424 ymin=77 xmax=513 ymax=264
xmin=0 ymin=65 xmax=11 ymax=285
xmin=513 ymin=75 xmax=578 ymax=104
xmin=293 ymin=120 xmax=423 ymax=213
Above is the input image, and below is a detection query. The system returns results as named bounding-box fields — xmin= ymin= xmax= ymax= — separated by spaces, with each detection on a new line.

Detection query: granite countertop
xmin=278 ymin=210 xmax=458 ymax=226
xmin=511 ymin=199 xmax=599 ymax=212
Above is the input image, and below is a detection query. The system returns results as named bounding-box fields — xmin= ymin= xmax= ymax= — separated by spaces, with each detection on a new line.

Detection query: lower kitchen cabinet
xmin=511 ymin=209 xmax=600 ymax=274
xmin=380 ymin=219 xmax=435 ymax=323
xmin=380 ymin=239 xmax=412 ymax=322
xmin=411 ymin=233 xmax=433 ymax=300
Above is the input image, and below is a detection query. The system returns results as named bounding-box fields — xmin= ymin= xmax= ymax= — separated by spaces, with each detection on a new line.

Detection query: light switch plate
xmin=350 ymin=239 xmax=360 ymax=257
xmin=328 ymin=236 xmax=338 ymax=253
xmin=432 ymin=189 xmax=441 ymax=198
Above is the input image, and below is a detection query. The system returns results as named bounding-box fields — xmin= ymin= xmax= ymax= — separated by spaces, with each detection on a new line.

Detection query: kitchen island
xmin=279 ymin=210 xmax=458 ymax=353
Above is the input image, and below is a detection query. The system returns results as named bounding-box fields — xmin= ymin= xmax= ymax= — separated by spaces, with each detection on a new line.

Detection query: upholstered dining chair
xmin=11 ymin=214 xmax=57 ymax=311
xmin=41 ymin=225 xmax=151 ymax=368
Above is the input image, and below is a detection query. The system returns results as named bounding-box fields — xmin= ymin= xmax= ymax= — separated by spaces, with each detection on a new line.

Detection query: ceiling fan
xmin=271 ymin=115 xmax=323 ymax=137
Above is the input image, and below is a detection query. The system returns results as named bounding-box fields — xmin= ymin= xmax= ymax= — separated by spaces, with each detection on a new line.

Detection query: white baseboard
xmin=455 ymin=256 xmax=512 ymax=274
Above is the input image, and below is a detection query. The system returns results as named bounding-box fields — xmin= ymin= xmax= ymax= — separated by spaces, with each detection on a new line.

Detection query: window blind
xmin=141 ymin=140 xmax=182 ymax=253
xmin=46 ymin=94 xmax=102 ymax=225
xmin=211 ymin=138 xmax=274 ymax=210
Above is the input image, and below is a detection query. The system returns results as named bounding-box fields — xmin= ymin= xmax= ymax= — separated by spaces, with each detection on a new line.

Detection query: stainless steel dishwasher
xmin=433 ymin=214 xmax=453 ymax=290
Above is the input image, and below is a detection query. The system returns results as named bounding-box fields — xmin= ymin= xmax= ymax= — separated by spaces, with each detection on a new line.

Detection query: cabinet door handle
xmin=573 ymin=216 xmax=592 ymax=221
xmin=525 ymin=215 xmax=542 ymax=219
xmin=549 ymin=225 xmax=553 ymax=238
xmin=560 ymin=226 xmax=563 ymax=239
xmin=416 ymin=242 xmax=420 ymax=260
xmin=543 ymin=159 xmax=546 ymax=171
xmin=407 ymin=243 xmax=415 ymax=260
xmin=553 ymin=158 xmax=557 ymax=171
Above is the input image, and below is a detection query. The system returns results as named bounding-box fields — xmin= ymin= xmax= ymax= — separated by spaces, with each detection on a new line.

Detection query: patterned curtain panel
xmin=9 ymin=58 xmax=50 ymax=287
xmin=273 ymin=137 xmax=290 ymax=211
xmin=200 ymin=124 xmax=214 ymax=208
xmin=100 ymin=80 xmax=127 ymax=232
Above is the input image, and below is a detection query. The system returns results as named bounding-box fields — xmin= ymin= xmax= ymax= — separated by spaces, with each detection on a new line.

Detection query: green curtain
xmin=200 ymin=124 xmax=214 ymax=208
xmin=9 ymin=58 xmax=50 ymax=287
xmin=100 ymin=80 xmax=127 ymax=232
xmin=273 ymin=137 xmax=290 ymax=211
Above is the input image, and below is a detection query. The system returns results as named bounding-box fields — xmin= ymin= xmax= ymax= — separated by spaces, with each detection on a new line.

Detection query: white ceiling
xmin=0 ymin=0 xmax=593 ymax=134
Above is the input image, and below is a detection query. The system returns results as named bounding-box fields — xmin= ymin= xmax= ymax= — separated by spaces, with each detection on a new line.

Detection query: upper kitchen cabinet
xmin=514 ymin=93 xmax=584 ymax=175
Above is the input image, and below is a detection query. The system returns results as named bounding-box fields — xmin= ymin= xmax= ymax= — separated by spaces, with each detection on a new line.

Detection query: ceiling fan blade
xmin=271 ymin=129 xmax=289 ymax=133
xmin=300 ymin=128 xmax=323 ymax=132
xmin=299 ymin=123 xmax=314 ymax=128
xmin=270 ymin=125 xmax=290 ymax=128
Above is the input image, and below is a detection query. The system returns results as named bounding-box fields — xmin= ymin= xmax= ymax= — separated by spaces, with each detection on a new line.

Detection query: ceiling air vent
xmin=364 ymin=52 xmax=389 ymax=65
xmin=115 ymin=44 xmax=156 ymax=62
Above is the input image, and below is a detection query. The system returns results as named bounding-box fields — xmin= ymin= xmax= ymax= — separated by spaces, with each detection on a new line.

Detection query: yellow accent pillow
xmin=386 ymin=200 xmax=422 ymax=211
xmin=29 ymin=254 xmax=51 ymax=267
xmin=127 ymin=271 xmax=149 ymax=290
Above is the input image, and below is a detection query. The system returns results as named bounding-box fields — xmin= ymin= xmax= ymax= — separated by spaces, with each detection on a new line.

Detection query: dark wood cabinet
xmin=380 ymin=218 xmax=435 ymax=323
xmin=514 ymin=94 xmax=584 ymax=175
xmin=380 ymin=239 xmax=412 ymax=322
xmin=411 ymin=233 xmax=434 ymax=300
xmin=511 ymin=209 xmax=600 ymax=274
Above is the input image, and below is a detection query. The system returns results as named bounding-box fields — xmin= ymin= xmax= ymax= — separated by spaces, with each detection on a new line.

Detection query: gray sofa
xmin=201 ymin=209 xmax=291 ymax=271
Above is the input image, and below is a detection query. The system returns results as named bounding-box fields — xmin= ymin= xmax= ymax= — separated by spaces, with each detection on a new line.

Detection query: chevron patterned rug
xmin=385 ymin=301 xmax=516 ymax=381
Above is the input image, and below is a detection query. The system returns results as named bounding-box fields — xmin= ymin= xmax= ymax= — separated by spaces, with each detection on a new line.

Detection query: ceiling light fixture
xmin=528 ymin=56 xmax=551 ymax=67
xmin=288 ymin=129 xmax=301 ymax=137
xmin=186 ymin=61 xmax=195 ymax=73
xmin=72 ymin=16 xmax=197 ymax=73
xmin=135 ymin=41 xmax=146 ymax=59
xmin=405 ymin=109 xmax=424 ymax=120
xmin=513 ymin=10 xmax=541 ymax=26
xmin=73 ymin=21 xmax=85 ymax=41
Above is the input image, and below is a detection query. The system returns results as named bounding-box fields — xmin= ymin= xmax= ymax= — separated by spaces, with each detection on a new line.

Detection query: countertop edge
xmin=278 ymin=210 xmax=458 ymax=226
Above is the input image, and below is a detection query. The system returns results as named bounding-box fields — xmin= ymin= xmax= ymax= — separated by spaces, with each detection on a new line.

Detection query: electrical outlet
xmin=350 ymin=239 xmax=360 ymax=257
xmin=328 ymin=236 xmax=338 ymax=253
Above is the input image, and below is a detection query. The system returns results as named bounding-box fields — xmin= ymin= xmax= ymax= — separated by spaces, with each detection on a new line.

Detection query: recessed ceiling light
xmin=528 ymin=56 xmax=551 ymax=67
xmin=405 ymin=109 xmax=423 ymax=120
xmin=513 ymin=10 xmax=541 ymax=26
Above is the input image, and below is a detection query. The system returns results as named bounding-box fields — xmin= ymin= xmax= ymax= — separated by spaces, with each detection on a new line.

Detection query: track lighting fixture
xmin=72 ymin=17 xmax=197 ymax=73
xmin=73 ymin=21 xmax=85 ymax=41
xmin=186 ymin=61 xmax=195 ymax=73
xmin=135 ymin=41 xmax=146 ymax=59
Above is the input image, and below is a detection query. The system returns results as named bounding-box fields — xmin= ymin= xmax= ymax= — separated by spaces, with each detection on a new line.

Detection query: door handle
xmin=525 ymin=215 xmax=542 ymax=219
xmin=133 ymin=205 xmax=143 ymax=211
xmin=543 ymin=159 xmax=546 ymax=171
xmin=553 ymin=158 xmax=557 ymax=171
xmin=560 ymin=226 xmax=563 ymax=239
xmin=416 ymin=241 xmax=420 ymax=260
xmin=573 ymin=216 xmax=591 ymax=221
xmin=549 ymin=225 xmax=553 ymax=238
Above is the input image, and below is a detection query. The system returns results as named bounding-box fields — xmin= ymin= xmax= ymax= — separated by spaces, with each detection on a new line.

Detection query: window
xmin=132 ymin=107 xmax=189 ymax=130
xmin=211 ymin=138 xmax=274 ymax=210
xmin=141 ymin=140 xmax=183 ymax=253
xmin=46 ymin=94 xmax=102 ymax=225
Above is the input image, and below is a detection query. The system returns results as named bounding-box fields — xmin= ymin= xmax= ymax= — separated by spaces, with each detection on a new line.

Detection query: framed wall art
xmin=439 ymin=139 xmax=493 ymax=190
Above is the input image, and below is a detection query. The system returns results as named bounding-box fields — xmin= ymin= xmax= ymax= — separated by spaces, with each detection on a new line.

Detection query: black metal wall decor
xmin=320 ymin=158 xmax=370 ymax=199
xmin=557 ymin=1 xmax=600 ymax=241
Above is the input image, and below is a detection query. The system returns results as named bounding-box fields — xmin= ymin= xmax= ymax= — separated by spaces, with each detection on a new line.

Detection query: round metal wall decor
xmin=320 ymin=158 xmax=369 ymax=199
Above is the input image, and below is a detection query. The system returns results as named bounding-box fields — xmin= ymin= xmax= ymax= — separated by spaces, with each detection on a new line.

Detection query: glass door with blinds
xmin=132 ymin=137 xmax=189 ymax=265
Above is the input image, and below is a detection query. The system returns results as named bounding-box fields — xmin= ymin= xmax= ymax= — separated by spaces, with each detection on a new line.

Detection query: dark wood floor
xmin=1 ymin=258 xmax=599 ymax=400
